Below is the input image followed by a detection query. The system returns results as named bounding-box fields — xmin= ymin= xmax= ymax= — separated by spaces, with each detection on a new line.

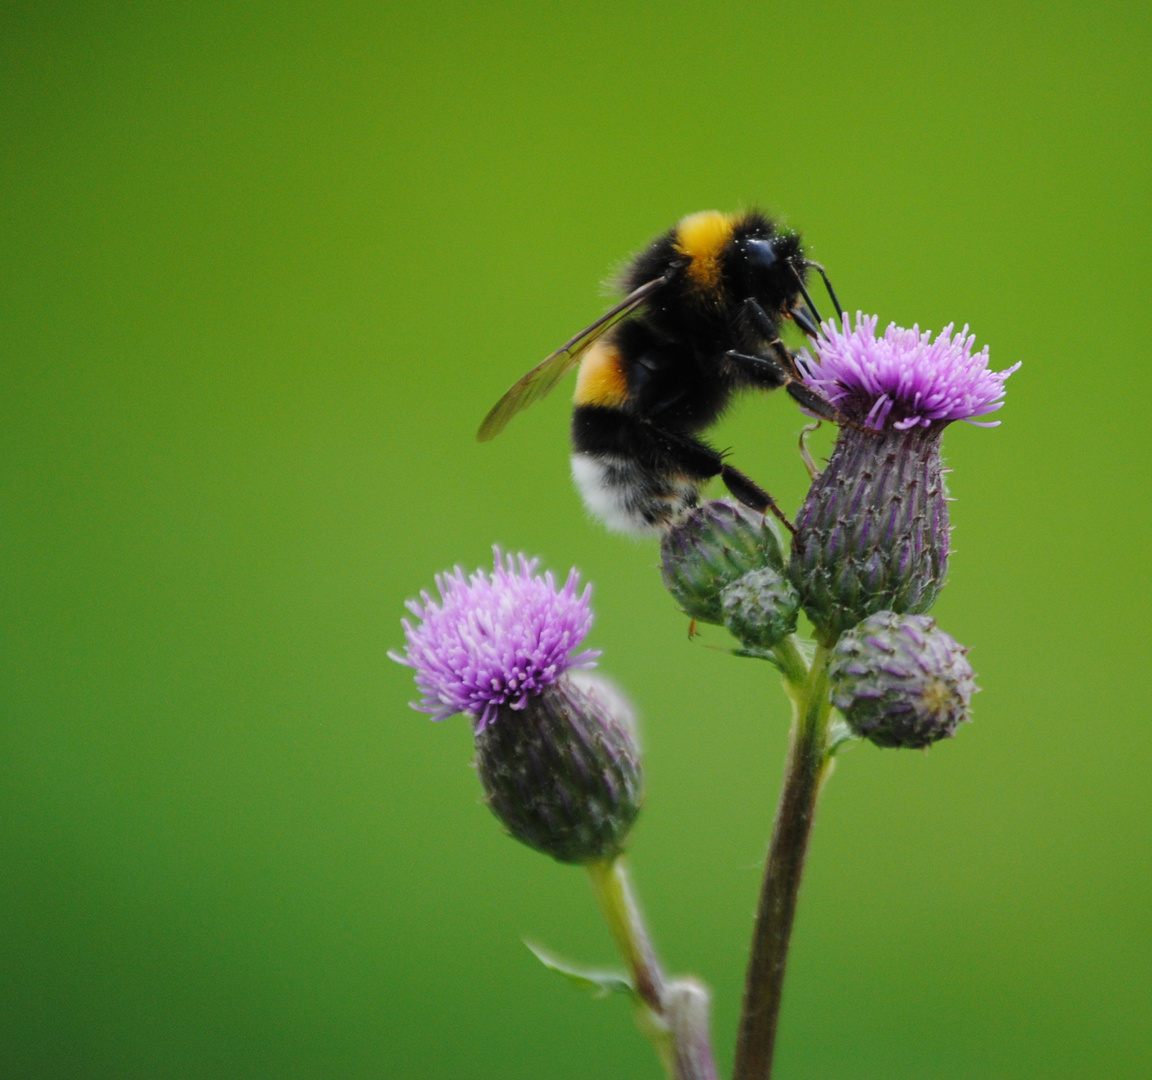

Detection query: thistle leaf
xmin=524 ymin=940 xmax=635 ymax=1000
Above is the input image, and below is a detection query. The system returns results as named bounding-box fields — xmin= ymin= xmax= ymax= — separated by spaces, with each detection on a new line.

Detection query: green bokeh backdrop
xmin=3 ymin=3 xmax=1150 ymax=1077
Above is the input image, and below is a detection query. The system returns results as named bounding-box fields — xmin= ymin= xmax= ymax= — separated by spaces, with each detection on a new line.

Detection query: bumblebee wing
xmin=476 ymin=270 xmax=673 ymax=441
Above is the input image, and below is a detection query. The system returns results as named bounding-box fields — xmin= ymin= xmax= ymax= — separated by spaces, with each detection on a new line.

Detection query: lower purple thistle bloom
xmin=389 ymin=547 xmax=600 ymax=731
xmin=799 ymin=312 xmax=1020 ymax=430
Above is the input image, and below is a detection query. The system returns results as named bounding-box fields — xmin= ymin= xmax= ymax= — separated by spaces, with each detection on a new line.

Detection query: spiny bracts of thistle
xmin=828 ymin=611 xmax=978 ymax=749
xmin=391 ymin=549 xmax=641 ymax=863
xmin=660 ymin=500 xmax=785 ymax=625
xmin=789 ymin=314 xmax=1019 ymax=644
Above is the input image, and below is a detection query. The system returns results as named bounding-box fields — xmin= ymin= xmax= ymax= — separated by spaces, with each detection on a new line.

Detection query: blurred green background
xmin=2 ymin=2 xmax=1149 ymax=1077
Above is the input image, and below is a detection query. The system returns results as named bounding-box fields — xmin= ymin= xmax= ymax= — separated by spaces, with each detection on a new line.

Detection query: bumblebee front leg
xmin=724 ymin=349 xmax=841 ymax=424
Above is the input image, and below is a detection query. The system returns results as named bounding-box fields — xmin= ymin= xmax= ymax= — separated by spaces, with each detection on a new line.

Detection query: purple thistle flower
xmin=799 ymin=313 xmax=1020 ymax=431
xmin=389 ymin=547 xmax=600 ymax=731
xmin=788 ymin=313 xmax=1019 ymax=643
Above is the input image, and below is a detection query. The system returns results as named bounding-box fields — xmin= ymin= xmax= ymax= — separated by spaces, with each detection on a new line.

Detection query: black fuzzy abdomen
xmin=570 ymin=406 xmax=708 ymax=534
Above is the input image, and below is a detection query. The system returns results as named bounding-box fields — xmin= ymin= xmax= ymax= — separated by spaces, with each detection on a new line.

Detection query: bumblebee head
xmin=671 ymin=210 xmax=807 ymax=316
xmin=731 ymin=216 xmax=807 ymax=316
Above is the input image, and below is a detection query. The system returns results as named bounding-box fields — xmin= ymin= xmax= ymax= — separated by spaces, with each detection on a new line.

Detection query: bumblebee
xmin=477 ymin=209 xmax=844 ymax=534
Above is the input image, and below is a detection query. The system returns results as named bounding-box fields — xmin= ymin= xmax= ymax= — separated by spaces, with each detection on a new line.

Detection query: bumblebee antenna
xmin=805 ymin=260 xmax=844 ymax=322
xmin=787 ymin=261 xmax=825 ymax=329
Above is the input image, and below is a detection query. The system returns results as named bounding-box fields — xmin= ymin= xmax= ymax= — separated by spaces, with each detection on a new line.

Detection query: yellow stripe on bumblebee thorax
xmin=674 ymin=210 xmax=736 ymax=294
xmin=573 ymin=340 xmax=630 ymax=408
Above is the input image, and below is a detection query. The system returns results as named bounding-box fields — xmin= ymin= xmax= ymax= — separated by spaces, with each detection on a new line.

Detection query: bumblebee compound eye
xmin=744 ymin=237 xmax=778 ymax=270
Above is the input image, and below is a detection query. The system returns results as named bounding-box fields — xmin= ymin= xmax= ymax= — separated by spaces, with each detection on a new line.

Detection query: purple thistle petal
xmin=390 ymin=547 xmax=600 ymax=728
xmin=798 ymin=313 xmax=1020 ymax=430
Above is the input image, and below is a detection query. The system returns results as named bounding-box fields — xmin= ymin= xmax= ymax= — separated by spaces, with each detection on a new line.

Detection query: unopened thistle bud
xmin=661 ymin=499 xmax=785 ymax=625
xmin=790 ymin=314 xmax=1019 ymax=644
xmin=828 ymin=611 xmax=978 ymax=749
xmin=390 ymin=548 xmax=641 ymax=863
xmin=720 ymin=567 xmax=799 ymax=650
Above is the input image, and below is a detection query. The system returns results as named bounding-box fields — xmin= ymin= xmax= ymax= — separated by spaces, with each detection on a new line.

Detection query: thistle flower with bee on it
xmin=789 ymin=313 xmax=1020 ymax=644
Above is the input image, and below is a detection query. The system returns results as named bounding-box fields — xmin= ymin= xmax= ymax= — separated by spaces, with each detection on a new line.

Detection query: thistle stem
xmin=733 ymin=640 xmax=836 ymax=1080
xmin=587 ymin=858 xmax=718 ymax=1080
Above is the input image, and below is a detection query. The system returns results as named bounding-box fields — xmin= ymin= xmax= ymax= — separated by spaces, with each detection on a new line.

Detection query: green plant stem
xmin=732 ymin=639 xmax=836 ymax=1080
xmin=587 ymin=858 xmax=718 ymax=1080
xmin=770 ymin=633 xmax=810 ymax=695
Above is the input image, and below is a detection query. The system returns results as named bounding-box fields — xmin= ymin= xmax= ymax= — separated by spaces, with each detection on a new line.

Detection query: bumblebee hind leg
xmin=719 ymin=463 xmax=795 ymax=534
xmin=645 ymin=424 xmax=795 ymax=534
xmin=571 ymin=406 xmax=793 ymax=533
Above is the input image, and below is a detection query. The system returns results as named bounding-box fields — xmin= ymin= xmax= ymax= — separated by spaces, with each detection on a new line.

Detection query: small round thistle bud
xmin=720 ymin=567 xmax=800 ymax=650
xmin=790 ymin=314 xmax=1019 ymax=644
xmin=475 ymin=672 xmax=642 ymax=863
xmin=828 ymin=612 xmax=977 ymax=749
xmin=660 ymin=500 xmax=785 ymax=624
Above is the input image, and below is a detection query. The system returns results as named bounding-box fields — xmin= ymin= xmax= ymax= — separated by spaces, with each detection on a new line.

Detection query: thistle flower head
xmin=390 ymin=548 xmax=599 ymax=730
xmin=788 ymin=420 xmax=950 ymax=644
xmin=799 ymin=313 xmax=1020 ymax=431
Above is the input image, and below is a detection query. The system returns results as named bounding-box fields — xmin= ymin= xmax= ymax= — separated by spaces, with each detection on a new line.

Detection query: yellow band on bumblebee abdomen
xmin=573 ymin=341 xmax=629 ymax=407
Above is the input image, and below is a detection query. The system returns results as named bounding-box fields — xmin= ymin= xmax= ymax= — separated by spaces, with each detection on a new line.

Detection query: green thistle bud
xmin=828 ymin=612 xmax=977 ymax=749
xmin=660 ymin=500 xmax=785 ymax=624
xmin=720 ymin=567 xmax=800 ymax=650
xmin=474 ymin=672 xmax=643 ymax=864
